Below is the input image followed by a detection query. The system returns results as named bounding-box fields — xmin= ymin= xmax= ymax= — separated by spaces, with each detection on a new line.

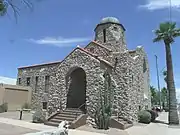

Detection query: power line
xmin=155 ymin=55 xmax=162 ymax=109
xmin=169 ymin=0 xmax=172 ymax=22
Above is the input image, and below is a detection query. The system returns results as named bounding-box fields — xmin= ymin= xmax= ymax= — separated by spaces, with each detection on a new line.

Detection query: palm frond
xmin=0 ymin=0 xmax=33 ymax=20
xmin=153 ymin=36 xmax=163 ymax=43
xmin=153 ymin=21 xmax=180 ymax=44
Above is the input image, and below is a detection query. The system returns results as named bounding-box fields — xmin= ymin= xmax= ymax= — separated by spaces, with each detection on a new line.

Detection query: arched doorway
xmin=66 ymin=67 xmax=86 ymax=113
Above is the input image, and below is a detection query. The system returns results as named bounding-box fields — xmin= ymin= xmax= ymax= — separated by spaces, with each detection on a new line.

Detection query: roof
xmin=18 ymin=41 xmax=113 ymax=70
xmin=100 ymin=17 xmax=120 ymax=24
xmin=18 ymin=61 xmax=61 ymax=69
xmin=129 ymin=50 xmax=136 ymax=53
xmin=85 ymin=41 xmax=112 ymax=52
xmin=77 ymin=47 xmax=113 ymax=68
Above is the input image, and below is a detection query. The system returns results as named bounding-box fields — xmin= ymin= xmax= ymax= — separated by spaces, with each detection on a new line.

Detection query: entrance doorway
xmin=66 ymin=67 xmax=86 ymax=113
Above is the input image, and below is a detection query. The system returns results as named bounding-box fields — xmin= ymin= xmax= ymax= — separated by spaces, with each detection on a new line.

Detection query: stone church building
xmin=17 ymin=17 xmax=151 ymax=122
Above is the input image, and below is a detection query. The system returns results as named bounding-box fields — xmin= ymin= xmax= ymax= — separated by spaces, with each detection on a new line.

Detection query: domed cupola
xmin=94 ymin=17 xmax=126 ymax=52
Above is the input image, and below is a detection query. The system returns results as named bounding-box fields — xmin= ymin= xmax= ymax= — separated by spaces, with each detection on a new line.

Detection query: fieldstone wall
xmin=17 ymin=63 xmax=60 ymax=110
xmin=95 ymin=23 xmax=127 ymax=52
xmin=85 ymin=42 xmax=112 ymax=61
xmin=48 ymin=48 xmax=106 ymax=116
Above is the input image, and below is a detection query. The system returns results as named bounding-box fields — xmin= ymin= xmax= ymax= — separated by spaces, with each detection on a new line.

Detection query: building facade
xmin=17 ymin=17 xmax=151 ymax=122
xmin=0 ymin=84 xmax=32 ymax=111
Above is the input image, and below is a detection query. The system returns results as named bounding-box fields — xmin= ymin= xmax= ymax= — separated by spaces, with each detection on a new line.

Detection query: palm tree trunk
xmin=164 ymin=41 xmax=179 ymax=125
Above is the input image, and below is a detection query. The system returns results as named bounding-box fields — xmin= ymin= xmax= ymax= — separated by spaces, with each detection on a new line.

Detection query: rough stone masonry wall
xmin=85 ymin=42 xmax=112 ymax=62
xmin=48 ymin=49 xmax=106 ymax=116
xmin=110 ymin=52 xmax=132 ymax=120
xmin=127 ymin=54 xmax=140 ymax=122
xmin=134 ymin=46 xmax=151 ymax=110
xmin=17 ymin=63 xmax=59 ymax=110
xmin=95 ymin=23 xmax=127 ymax=52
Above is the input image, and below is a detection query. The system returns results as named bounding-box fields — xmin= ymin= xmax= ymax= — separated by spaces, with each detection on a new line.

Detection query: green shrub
xmin=32 ymin=110 xmax=45 ymax=123
xmin=146 ymin=110 xmax=158 ymax=122
xmin=138 ymin=110 xmax=151 ymax=124
xmin=164 ymin=107 xmax=169 ymax=112
xmin=22 ymin=103 xmax=31 ymax=109
xmin=0 ymin=103 xmax=8 ymax=113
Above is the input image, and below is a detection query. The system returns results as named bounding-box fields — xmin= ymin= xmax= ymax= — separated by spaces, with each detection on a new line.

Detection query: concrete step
xmin=44 ymin=121 xmax=59 ymax=127
xmin=52 ymin=116 xmax=75 ymax=122
xmin=59 ymin=111 xmax=82 ymax=116
xmin=56 ymin=113 xmax=78 ymax=118
xmin=64 ymin=109 xmax=82 ymax=114
xmin=124 ymin=123 xmax=133 ymax=129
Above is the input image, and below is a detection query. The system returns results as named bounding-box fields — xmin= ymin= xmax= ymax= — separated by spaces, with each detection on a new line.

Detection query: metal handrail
xmin=78 ymin=102 xmax=86 ymax=110
xmin=75 ymin=103 xmax=86 ymax=118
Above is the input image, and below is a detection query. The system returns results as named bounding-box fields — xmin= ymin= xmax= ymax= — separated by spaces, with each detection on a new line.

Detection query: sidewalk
xmin=126 ymin=112 xmax=180 ymax=135
xmin=0 ymin=112 xmax=180 ymax=135
xmin=0 ymin=117 xmax=106 ymax=135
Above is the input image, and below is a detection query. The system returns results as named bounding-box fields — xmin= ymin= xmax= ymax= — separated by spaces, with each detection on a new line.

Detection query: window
xmin=18 ymin=78 xmax=21 ymax=85
xmin=42 ymin=102 xmax=47 ymax=110
xmin=27 ymin=77 xmax=30 ymax=86
xmin=143 ymin=58 xmax=147 ymax=73
xmin=45 ymin=75 xmax=50 ymax=93
xmin=103 ymin=29 xmax=106 ymax=43
xmin=139 ymin=106 xmax=141 ymax=111
xmin=114 ymin=26 xmax=118 ymax=31
xmin=35 ymin=76 xmax=39 ymax=93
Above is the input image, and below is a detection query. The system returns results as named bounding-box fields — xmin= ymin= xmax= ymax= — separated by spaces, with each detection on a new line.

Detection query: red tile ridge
xmin=18 ymin=60 xmax=61 ymax=69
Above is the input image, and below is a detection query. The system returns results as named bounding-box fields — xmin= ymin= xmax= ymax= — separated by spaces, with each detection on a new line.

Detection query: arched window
xmin=103 ymin=29 xmax=106 ymax=43
xmin=143 ymin=58 xmax=147 ymax=73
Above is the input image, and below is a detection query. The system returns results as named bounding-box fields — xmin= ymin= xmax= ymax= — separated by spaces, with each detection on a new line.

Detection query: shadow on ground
xmin=152 ymin=120 xmax=168 ymax=125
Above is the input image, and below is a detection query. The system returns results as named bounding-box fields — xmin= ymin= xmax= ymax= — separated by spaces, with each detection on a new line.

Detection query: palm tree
xmin=0 ymin=0 xmax=32 ymax=18
xmin=153 ymin=22 xmax=180 ymax=125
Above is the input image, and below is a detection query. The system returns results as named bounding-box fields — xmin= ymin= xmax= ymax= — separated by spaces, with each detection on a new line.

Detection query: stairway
xmin=110 ymin=116 xmax=133 ymax=130
xmin=44 ymin=108 xmax=83 ymax=127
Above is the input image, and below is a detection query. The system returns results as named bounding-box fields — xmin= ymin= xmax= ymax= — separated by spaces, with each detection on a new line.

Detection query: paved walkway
xmin=127 ymin=112 xmax=180 ymax=135
xmin=0 ymin=112 xmax=180 ymax=135
xmin=0 ymin=123 xmax=37 ymax=135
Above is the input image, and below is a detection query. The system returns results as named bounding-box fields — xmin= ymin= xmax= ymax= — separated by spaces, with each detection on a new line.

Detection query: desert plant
xmin=138 ymin=110 xmax=151 ymax=124
xmin=22 ymin=102 xmax=31 ymax=109
xmin=94 ymin=70 xmax=114 ymax=130
xmin=146 ymin=110 xmax=158 ymax=122
xmin=32 ymin=110 xmax=45 ymax=123
xmin=0 ymin=103 xmax=8 ymax=113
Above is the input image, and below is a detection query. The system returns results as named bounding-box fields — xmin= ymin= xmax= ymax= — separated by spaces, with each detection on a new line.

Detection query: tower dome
xmin=100 ymin=17 xmax=120 ymax=24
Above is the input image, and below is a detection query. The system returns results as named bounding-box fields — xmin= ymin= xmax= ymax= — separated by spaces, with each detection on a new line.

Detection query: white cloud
xmin=0 ymin=76 xmax=16 ymax=85
xmin=139 ymin=0 xmax=180 ymax=10
xmin=28 ymin=37 xmax=91 ymax=47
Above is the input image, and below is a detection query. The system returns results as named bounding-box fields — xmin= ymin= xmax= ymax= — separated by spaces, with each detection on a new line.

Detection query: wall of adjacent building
xmin=0 ymin=84 xmax=32 ymax=111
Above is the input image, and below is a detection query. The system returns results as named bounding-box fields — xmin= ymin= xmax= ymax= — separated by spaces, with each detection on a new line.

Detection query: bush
xmin=0 ymin=103 xmax=8 ymax=113
xmin=22 ymin=103 xmax=31 ymax=109
xmin=146 ymin=110 xmax=158 ymax=122
xmin=138 ymin=110 xmax=151 ymax=124
xmin=164 ymin=107 xmax=169 ymax=112
xmin=32 ymin=110 xmax=45 ymax=123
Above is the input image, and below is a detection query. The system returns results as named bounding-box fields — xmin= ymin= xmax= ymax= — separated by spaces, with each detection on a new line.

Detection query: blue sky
xmin=0 ymin=0 xmax=180 ymax=97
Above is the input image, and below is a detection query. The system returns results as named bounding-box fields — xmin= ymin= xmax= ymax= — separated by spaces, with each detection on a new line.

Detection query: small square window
xmin=42 ymin=102 xmax=47 ymax=110
xmin=18 ymin=78 xmax=21 ymax=85
xmin=114 ymin=27 xmax=118 ymax=31
xmin=27 ymin=77 xmax=30 ymax=86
